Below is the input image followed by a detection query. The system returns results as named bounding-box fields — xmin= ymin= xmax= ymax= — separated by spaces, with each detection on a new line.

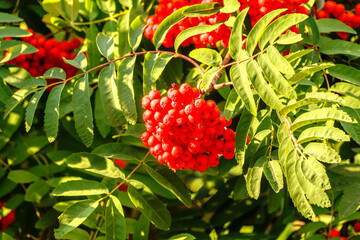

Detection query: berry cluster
xmin=316 ymin=2 xmax=360 ymax=39
xmin=144 ymin=0 xmax=309 ymax=48
xmin=0 ymin=202 xmax=15 ymax=231
xmin=6 ymin=29 xmax=81 ymax=83
xmin=144 ymin=0 xmax=232 ymax=48
xmin=141 ymin=83 xmax=236 ymax=172
xmin=245 ymin=0 xmax=309 ymax=27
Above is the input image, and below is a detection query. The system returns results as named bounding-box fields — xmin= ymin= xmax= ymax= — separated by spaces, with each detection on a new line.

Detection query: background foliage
xmin=0 ymin=0 xmax=360 ymax=239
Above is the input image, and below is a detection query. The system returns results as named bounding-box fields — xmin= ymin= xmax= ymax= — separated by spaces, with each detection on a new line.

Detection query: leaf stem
xmin=43 ymin=51 xmax=204 ymax=91
xmin=97 ymin=151 xmax=150 ymax=203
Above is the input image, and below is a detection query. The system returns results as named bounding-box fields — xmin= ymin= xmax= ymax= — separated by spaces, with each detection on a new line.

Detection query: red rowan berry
xmin=354 ymin=222 xmax=360 ymax=232
xmin=329 ymin=229 xmax=340 ymax=238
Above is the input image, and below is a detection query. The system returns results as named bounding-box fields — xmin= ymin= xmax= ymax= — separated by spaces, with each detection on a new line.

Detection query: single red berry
xmin=329 ymin=229 xmax=341 ymax=238
xmin=354 ymin=222 xmax=360 ymax=232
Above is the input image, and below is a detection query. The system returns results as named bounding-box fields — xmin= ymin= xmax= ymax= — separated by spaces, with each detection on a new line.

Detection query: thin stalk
xmin=42 ymin=51 xmax=204 ymax=91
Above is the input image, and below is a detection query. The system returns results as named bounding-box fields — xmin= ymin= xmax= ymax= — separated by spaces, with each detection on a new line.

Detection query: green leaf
xmin=66 ymin=152 xmax=125 ymax=179
xmin=4 ymin=88 xmax=38 ymax=119
xmin=246 ymin=9 xmax=286 ymax=55
xmin=259 ymin=13 xmax=308 ymax=50
xmin=92 ymin=142 xmax=144 ymax=161
xmin=128 ymin=181 xmax=171 ymax=231
xmin=331 ymin=82 xmax=360 ymax=101
xmin=288 ymin=63 xmax=334 ymax=84
xmin=303 ymin=142 xmax=341 ymax=164
xmin=44 ymin=67 xmax=66 ymax=80
xmin=52 ymin=180 xmax=109 ymax=196
xmin=317 ymin=18 xmax=356 ymax=34
xmin=0 ymin=12 xmax=22 ymax=23
xmin=285 ymin=49 xmax=314 ymax=63
xmin=145 ymin=160 xmax=192 ymax=207
xmin=96 ymin=32 xmax=114 ymax=60
xmin=61 ymin=228 xmax=90 ymax=240
xmin=25 ymin=179 xmax=51 ymax=202
xmin=230 ymin=63 xmax=257 ymax=116
xmin=339 ymin=183 xmax=360 ymax=219
xmin=84 ymin=0 xmax=99 ymax=21
xmin=189 ymin=48 xmax=222 ymax=67
xmin=151 ymin=53 xmax=174 ymax=82
xmin=143 ymin=52 xmax=157 ymax=94
xmin=247 ymin=60 xmax=283 ymax=110
xmin=295 ymin=157 xmax=331 ymax=208
xmin=73 ymin=73 xmax=94 ymax=147
xmin=201 ymin=67 xmax=219 ymax=91
xmin=183 ymin=2 xmax=221 ymax=17
xmin=290 ymin=108 xmax=353 ymax=131
xmin=221 ymin=0 xmax=240 ymax=13
xmin=117 ymin=11 xmax=131 ymax=57
xmin=0 ymin=26 xmax=31 ymax=38
xmin=340 ymin=107 xmax=360 ymax=145
xmin=153 ymin=6 xmax=188 ymax=49
xmin=0 ymin=40 xmax=38 ymax=63
xmin=235 ymin=108 xmax=254 ymax=168
xmin=229 ymin=8 xmax=249 ymax=60
xmin=106 ymin=195 xmax=126 ymax=240
xmin=224 ymin=88 xmax=242 ymax=121
xmin=118 ymin=56 xmax=137 ymax=125
xmin=61 ymin=0 xmax=79 ymax=22
xmin=64 ymin=52 xmax=87 ymax=71
xmin=44 ymin=83 xmax=65 ymax=143
xmin=246 ymin=156 xmax=266 ymax=200
xmin=233 ymin=176 xmax=247 ymax=201
xmin=94 ymin=89 xmax=111 ymax=138
xmin=319 ymin=39 xmax=360 ymax=57
xmin=276 ymin=31 xmax=303 ymax=45
xmin=54 ymin=200 xmax=99 ymax=239
xmin=301 ymin=157 xmax=331 ymax=190
xmin=86 ymin=24 xmax=101 ymax=69
xmin=129 ymin=15 xmax=146 ymax=52
xmin=168 ymin=233 xmax=196 ymax=240
xmin=267 ymin=46 xmax=295 ymax=75
xmin=174 ymin=24 xmax=218 ymax=52
xmin=301 ymin=16 xmax=320 ymax=45
xmin=263 ymin=160 xmax=284 ymax=193
xmin=297 ymin=126 xmax=350 ymax=144
xmin=96 ymin=0 xmax=116 ymax=14
xmin=7 ymin=170 xmax=39 ymax=183
xmin=257 ymin=53 xmax=296 ymax=99
xmin=285 ymin=149 xmax=316 ymax=221
xmin=134 ymin=214 xmax=150 ymax=240
xmin=328 ymin=64 xmax=360 ymax=87
xmin=280 ymin=92 xmax=344 ymax=116
xmin=98 ymin=64 xmax=127 ymax=132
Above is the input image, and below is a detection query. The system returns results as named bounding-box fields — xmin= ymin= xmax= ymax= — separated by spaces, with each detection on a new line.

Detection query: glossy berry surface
xmin=354 ymin=222 xmax=360 ymax=232
xmin=141 ymin=83 xmax=237 ymax=172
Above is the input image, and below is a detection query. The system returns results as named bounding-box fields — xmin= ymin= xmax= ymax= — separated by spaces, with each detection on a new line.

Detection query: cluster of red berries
xmin=141 ymin=83 xmax=236 ymax=172
xmin=144 ymin=0 xmax=233 ymax=48
xmin=0 ymin=202 xmax=15 ymax=231
xmin=6 ymin=29 xmax=81 ymax=82
xmin=245 ymin=0 xmax=309 ymax=27
xmin=144 ymin=0 xmax=309 ymax=48
xmin=316 ymin=1 xmax=360 ymax=40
